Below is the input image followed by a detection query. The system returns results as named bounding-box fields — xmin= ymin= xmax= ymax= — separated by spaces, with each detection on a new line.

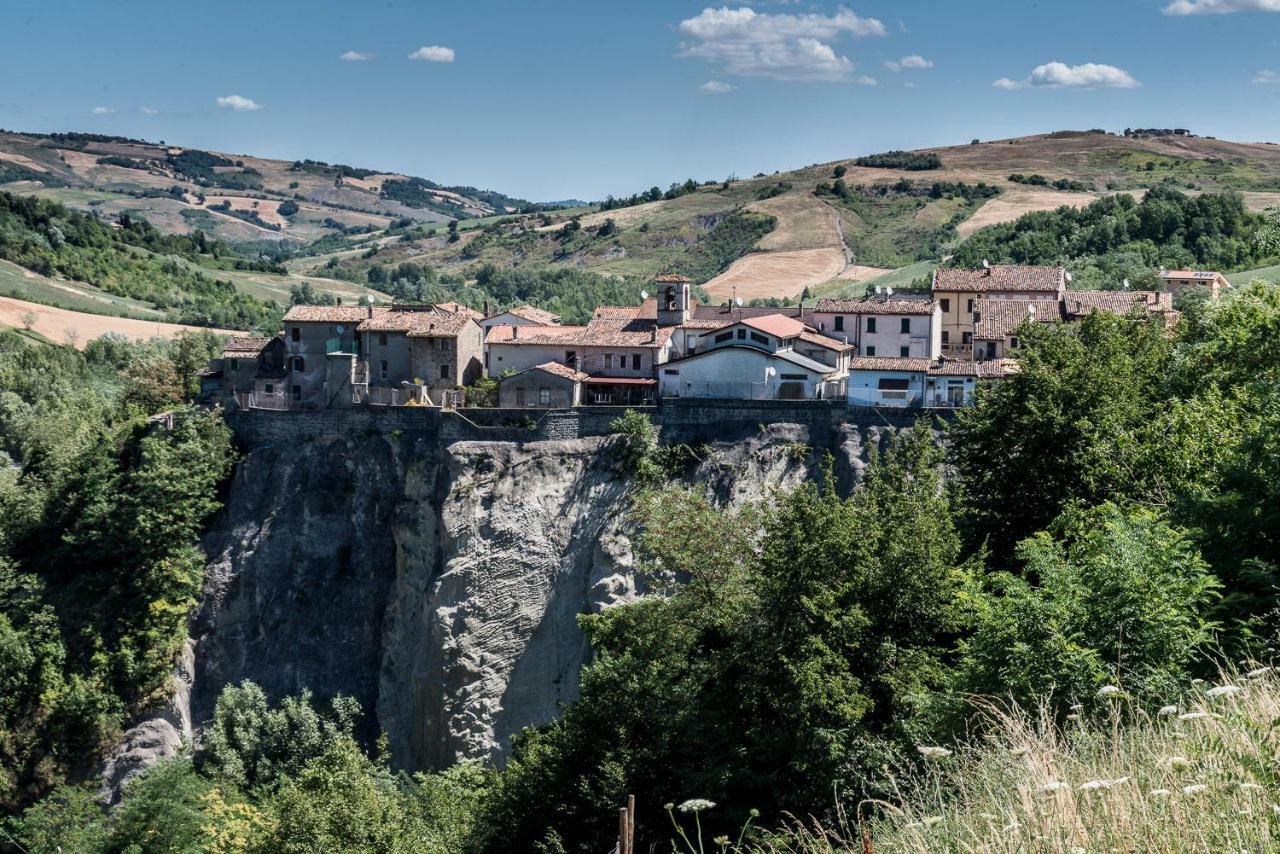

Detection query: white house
xmin=846 ymin=357 xmax=932 ymax=408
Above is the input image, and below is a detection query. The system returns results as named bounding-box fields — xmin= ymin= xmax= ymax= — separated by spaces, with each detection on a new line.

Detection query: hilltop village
xmin=203 ymin=264 xmax=1217 ymax=413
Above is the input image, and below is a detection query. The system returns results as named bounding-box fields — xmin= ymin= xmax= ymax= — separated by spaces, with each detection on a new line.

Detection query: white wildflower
xmin=1003 ymin=821 xmax=1022 ymax=832
xmin=1038 ymin=781 xmax=1071 ymax=793
xmin=677 ymin=799 xmax=716 ymax=813
xmin=1246 ymin=666 xmax=1272 ymax=678
xmin=1157 ymin=704 xmax=1179 ymax=716
xmin=1066 ymin=713 xmax=1080 ymax=721
xmin=923 ymin=816 xmax=942 ymax=827
xmin=1148 ymin=789 xmax=1172 ymax=797
xmin=1192 ymin=678 xmax=1205 ymax=685
xmin=1179 ymin=711 xmax=1218 ymax=721
xmin=978 ymin=813 xmax=999 ymax=821
xmin=1163 ymin=755 xmax=1193 ymax=771
xmin=1206 ymin=684 xmax=1243 ymax=699
xmin=1070 ymin=703 xmax=1084 ymax=711
xmin=1182 ymin=783 xmax=1209 ymax=795
xmin=1097 ymin=684 xmax=1122 ymax=698
xmin=1272 ymin=804 xmax=1280 ymax=815
xmin=1110 ymin=776 xmax=1130 ymax=786
xmin=1079 ymin=780 xmax=1109 ymax=791
xmin=916 ymin=745 xmax=952 ymax=760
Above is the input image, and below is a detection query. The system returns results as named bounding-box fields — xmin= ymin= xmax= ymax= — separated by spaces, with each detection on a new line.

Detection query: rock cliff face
xmin=108 ymin=419 xmax=892 ymax=788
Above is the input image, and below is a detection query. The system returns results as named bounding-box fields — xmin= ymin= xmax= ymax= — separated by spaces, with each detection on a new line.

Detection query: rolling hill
xmin=3 ymin=127 xmax=1280 ymax=344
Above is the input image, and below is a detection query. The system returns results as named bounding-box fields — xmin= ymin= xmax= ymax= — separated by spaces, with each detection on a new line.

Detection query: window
xmin=291 ymin=327 xmax=300 ymax=342
xmin=878 ymin=377 xmax=909 ymax=400
xmin=900 ymin=345 xmax=910 ymax=357
xmin=834 ymin=315 xmax=844 ymax=332
xmin=715 ymin=331 xmax=733 ymax=344
xmin=962 ymin=332 xmax=973 ymax=344
xmin=1010 ymin=335 xmax=1020 ymax=349
xmin=736 ymin=328 xmax=746 ymax=339
xmin=664 ymin=369 xmax=679 ymax=376
xmin=866 ymin=317 xmax=877 ymax=333
xmin=264 ymin=384 xmax=274 ymax=394
xmin=516 ymin=388 xmax=526 ymax=406
xmin=604 ymin=354 xmax=614 ymax=369
xmin=379 ymin=333 xmax=388 ymax=346
xmin=539 ymin=388 xmax=551 ymax=405
xmin=900 ymin=318 xmax=910 ymax=334
xmin=380 ymin=359 xmax=389 ymax=381
xmin=229 ymin=358 xmax=240 ymax=370
xmin=440 ymin=363 xmax=450 ymax=379
xmin=940 ymin=299 xmax=950 ymax=313
xmin=291 ymin=357 xmax=305 ymax=373
xmin=967 ymin=299 xmax=974 ymax=314
xmin=484 ymin=351 xmax=490 ymax=368
xmin=865 ymin=345 xmax=876 ymax=356
xmin=750 ymin=332 xmax=769 ymax=345
xmin=632 ymin=354 xmax=641 ymax=370
xmin=291 ymin=386 xmax=301 ymax=401
xmin=565 ymin=350 xmax=577 ymax=367
xmin=941 ymin=331 xmax=949 ymax=343
xmin=781 ymin=373 xmax=807 ymax=380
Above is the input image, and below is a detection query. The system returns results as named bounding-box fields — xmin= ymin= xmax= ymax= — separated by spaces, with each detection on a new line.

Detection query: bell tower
xmin=654 ymin=274 xmax=692 ymax=327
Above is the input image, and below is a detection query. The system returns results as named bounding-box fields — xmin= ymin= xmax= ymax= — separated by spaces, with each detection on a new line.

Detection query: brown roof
xmin=434 ymin=301 xmax=483 ymax=320
xmin=1159 ymin=270 xmax=1223 ymax=280
xmin=814 ymin=296 xmax=937 ymax=315
xmin=654 ymin=273 xmax=693 ymax=283
xmin=523 ymin=361 xmax=589 ymax=382
xmin=1062 ymin=290 xmax=1173 ymax=317
xmin=283 ymin=305 xmax=374 ymax=323
xmin=221 ymin=336 xmax=272 ymax=357
xmin=927 ymin=359 xmax=1018 ymax=377
xmin=690 ymin=304 xmax=814 ymax=325
xmin=848 ymin=357 xmax=934 ymax=372
xmin=505 ymin=305 xmax=560 ymax=325
xmin=933 ymin=265 xmax=1065 ymax=294
xmin=678 ymin=319 xmax=732 ymax=330
xmin=486 ymin=306 xmax=673 ymax=349
xmin=738 ymin=314 xmax=806 ymax=338
xmin=356 ymin=305 xmax=476 ymax=337
xmin=973 ymin=299 xmax=1061 ymax=340
xmin=797 ymin=329 xmax=853 ymax=351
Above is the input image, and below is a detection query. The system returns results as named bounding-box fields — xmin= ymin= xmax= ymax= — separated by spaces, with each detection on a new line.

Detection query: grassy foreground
xmin=743 ymin=669 xmax=1280 ymax=853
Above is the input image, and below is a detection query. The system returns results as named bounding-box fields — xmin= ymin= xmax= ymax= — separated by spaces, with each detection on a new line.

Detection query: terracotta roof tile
xmin=848 ymin=356 xmax=933 ymax=372
xmin=221 ymin=336 xmax=272 ymax=356
xmin=814 ymin=296 xmax=937 ymax=315
xmin=1062 ymin=290 xmax=1173 ymax=317
xmin=356 ymin=305 xmax=477 ymax=336
xmin=524 ymin=361 xmax=589 ymax=382
xmin=283 ymin=305 xmax=374 ymax=323
xmin=973 ymin=299 xmax=1061 ymax=340
xmin=738 ymin=314 xmax=806 ymax=338
xmin=506 ymin=305 xmax=560 ymax=325
xmin=797 ymin=329 xmax=853 ymax=351
xmin=933 ymin=265 xmax=1065 ymax=294
xmin=654 ymin=273 xmax=693 ymax=283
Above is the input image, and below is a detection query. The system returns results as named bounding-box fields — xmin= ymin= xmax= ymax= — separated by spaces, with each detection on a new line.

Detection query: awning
xmin=583 ymin=377 xmax=657 ymax=385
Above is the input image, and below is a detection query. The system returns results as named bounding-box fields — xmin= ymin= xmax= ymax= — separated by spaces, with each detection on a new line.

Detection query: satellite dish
xmin=735 ymin=297 xmax=744 ymax=307
xmin=1122 ymin=278 xmax=1131 ymax=290
xmin=885 ymin=286 xmax=893 ymax=296
xmin=365 ymin=295 xmax=375 ymax=304
xmin=874 ymin=286 xmax=882 ymax=295
xmin=1064 ymin=271 xmax=1073 ymax=284
xmin=765 ymin=366 xmax=777 ymax=378
xmin=981 ymin=259 xmax=990 ymax=270
xmin=639 ymin=289 xmax=649 ymax=301
xmin=1027 ymin=304 xmax=1037 ymax=316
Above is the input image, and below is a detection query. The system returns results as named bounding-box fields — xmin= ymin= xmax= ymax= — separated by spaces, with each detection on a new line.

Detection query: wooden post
xmin=618 ymin=807 xmax=630 ymax=854
xmin=626 ymin=794 xmax=636 ymax=854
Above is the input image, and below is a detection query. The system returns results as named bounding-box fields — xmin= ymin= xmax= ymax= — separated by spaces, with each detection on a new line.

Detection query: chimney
xmin=483 ymin=299 xmax=491 ymax=317
xmin=795 ymin=300 xmax=803 ymax=317
xmin=650 ymin=326 xmax=657 ymax=343
xmin=512 ymin=325 xmax=518 ymax=340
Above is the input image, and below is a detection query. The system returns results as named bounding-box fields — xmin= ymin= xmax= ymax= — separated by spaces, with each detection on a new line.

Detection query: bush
xmin=854 ymin=150 xmax=942 ymax=170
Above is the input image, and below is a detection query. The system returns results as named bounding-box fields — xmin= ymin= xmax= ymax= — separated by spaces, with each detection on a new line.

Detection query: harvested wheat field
xmin=957 ymin=188 xmax=1101 ymax=238
xmin=703 ymin=248 xmax=846 ymax=301
xmin=0 ymin=296 xmax=243 ymax=348
xmin=747 ymin=191 xmax=844 ymax=252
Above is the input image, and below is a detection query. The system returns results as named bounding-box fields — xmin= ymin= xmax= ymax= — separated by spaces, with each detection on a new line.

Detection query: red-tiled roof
xmin=933 ymin=265 xmax=1065 ymax=294
xmin=1062 ymin=290 xmax=1173 ymax=317
xmin=485 ymin=324 xmax=587 ymax=345
xmin=523 ymin=361 xmax=589 ymax=382
xmin=221 ymin=336 xmax=272 ymax=356
xmin=739 ymin=314 xmax=806 ymax=338
xmin=283 ymin=305 xmax=374 ymax=323
xmin=814 ymin=296 xmax=937 ymax=315
xmin=973 ymin=299 xmax=1061 ymax=340
xmin=486 ymin=306 xmax=673 ymax=348
xmin=797 ymin=329 xmax=853 ymax=351
xmin=356 ymin=305 xmax=477 ymax=336
xmin=691 ymin=304 xmax=813 ymax=325
xmin=1159 ymin=270 xmax=1222 ymax=280
xmin=848 ymin=357 xmax=933 ymax=372
xmin=505 ymin=305 xmax=560 ymax=325
xmin=654 ymin=273 xmax=693 ymax=283
xmin=434 ymin=301 xmax=483 ymax=320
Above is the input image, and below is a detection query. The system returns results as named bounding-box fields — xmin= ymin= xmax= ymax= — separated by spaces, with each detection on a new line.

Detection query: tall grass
xmin=749 ymin=669 xmax=1280 ymax=853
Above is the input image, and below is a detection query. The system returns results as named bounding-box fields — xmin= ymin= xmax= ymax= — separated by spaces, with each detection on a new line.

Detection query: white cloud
xmin=855 ymin=75 xmax=877 ymax=86
xmin=993 ymin=61 xmax=1139 ymax=90
xmin=91 ymin=106 xmax=115 ymax=115
xmin=1164 ymin=0 xmax=1280 ymax=14
xmin=140 ymin=107 xmax=159 ymax=115
xmin=677 ymin=5 xmax=885 ymax=82
xmin=700 ymin=80 xmax=734 ymax=93
xmin=216 ymin=94 xmax=263 ymax=111
xmin=1255 ymin=69 xmax=1279 ymax=83
xmin=885 ymin=54 xmax=931 ymax=72
xmin=340 ymin=50 xmax=375 ymax=61
xmin=409 ymin=45 xmax=455 ymax=63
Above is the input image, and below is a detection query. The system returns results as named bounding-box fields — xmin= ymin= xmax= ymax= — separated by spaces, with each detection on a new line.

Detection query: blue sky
xmin=2 ymin=0 xmax=1279 ymax=202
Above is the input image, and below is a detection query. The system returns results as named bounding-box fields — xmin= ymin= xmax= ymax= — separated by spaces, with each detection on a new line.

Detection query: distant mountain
xmin=0 ymin=129 xmax=541 ymax=246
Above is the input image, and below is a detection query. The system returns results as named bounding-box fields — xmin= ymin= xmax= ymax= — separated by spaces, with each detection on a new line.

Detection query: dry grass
xmin=956 ymin=189 xmax=1102 ymax=239
xmin=703 ymin=248 xmax=847 ymax=301
xmin=747 ymin=192 xmax=844 ymax=252
xmin=0 ymin=295 xmax=243 ymax=348
xmin=748 ymin=668 xmax=1280 ymax=853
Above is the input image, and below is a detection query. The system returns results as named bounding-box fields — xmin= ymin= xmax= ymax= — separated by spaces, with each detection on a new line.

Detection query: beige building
xmin=932 ymin=265 xmax=1066 ymax=358
xmin=498 ymin=362 xmax=587 ymax=408
xmin=812 ymin=293 xmax=941 ymax=359
xmin=1157 ymin=270 xmax=1229 ymax=300
xmin=972 ymin=299 xmax=1061 ymax=361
